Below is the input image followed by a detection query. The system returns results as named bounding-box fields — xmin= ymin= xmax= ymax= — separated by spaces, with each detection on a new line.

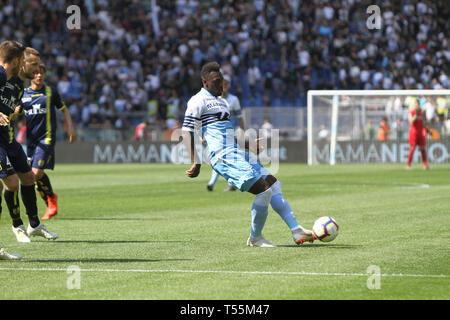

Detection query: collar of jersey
xmin=26 ymin=84 xmax=46 ymax=92
xmin=201 ymin=87 xmax=216 ymax=97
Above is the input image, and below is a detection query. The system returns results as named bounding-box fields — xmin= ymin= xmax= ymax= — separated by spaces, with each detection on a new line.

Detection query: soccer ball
xmin=313 ymin=216 xmax=339 ymax=242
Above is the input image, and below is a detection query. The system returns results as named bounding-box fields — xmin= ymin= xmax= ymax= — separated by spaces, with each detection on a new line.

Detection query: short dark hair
xmin=201 ymin=61 xmax=221 ymax=80
xmin=24 ymin=47 xmax=40 ymax=60
xmin=0 ymin=40 xmax=25 ymax=63
xmin=39 ymin=63 xmax=46 ymax=72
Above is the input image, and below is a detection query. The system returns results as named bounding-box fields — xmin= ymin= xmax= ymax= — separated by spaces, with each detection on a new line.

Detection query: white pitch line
xmin=0 ymin=267 xmax=448 ymax=279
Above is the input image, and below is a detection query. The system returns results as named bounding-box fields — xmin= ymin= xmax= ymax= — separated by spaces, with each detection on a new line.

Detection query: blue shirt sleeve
xmin=0 ymin=66 xmax=6 ymax=89
xmin=52 ymin=87 xmax=66 ymax=110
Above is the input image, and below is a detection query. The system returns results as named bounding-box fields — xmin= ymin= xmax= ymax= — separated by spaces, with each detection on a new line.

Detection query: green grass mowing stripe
xmin=0 ymin=267 xmax=448 ymax=279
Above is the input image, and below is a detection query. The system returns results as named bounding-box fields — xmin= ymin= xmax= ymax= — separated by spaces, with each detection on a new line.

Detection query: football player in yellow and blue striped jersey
xmin=20 ymin=63 xmax=76 ymax=220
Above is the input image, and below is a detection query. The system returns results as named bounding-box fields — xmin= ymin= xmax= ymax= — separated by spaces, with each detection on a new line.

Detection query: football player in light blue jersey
xmin=206 ymin=74 xmax=245 ymax=192
xmin=182 ymin=62 xmax=315 ymax=247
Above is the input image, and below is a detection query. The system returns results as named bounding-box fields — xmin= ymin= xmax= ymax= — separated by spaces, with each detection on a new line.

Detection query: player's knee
xmin=18 ymin=171 xmax=36 ymax=186
xmin=32 ymin=169 xmax=44 ymax=180
xmin=10 ymin=181 xmax=19 ymax=191
xmin=4 ymin=175 xmax=19 ymax=191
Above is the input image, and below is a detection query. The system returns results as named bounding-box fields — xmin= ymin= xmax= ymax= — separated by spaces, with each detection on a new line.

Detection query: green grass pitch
xmin=0 ymin=163 xmax=449 ymax=300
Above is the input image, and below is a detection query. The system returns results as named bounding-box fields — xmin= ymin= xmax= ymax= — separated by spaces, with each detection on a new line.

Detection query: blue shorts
xmin=211 ymin=151 xmax=269 ymax=192
xmin=27 ymin=143 xmax=55 ymax=170
xmin=0 ymin=140 xmax=31 ymax=178
xmin=4 ymin=160 xmax=16 ymax=178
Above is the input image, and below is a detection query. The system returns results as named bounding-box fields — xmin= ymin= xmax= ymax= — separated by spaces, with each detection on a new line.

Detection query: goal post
xmin=307 ymin=90 xmax=450 ymax=165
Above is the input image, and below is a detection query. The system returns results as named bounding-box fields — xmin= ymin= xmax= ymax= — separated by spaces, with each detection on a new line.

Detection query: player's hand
xmin=252 ymin=137 xmax=265 ymax=155
xmin=9 ymin=106 xmax=22 ymax=122
xmin=0 ymin=112 xmax=9 ymax=126
xmin=68 ymin=127 xmax=77 ymax=144
xmin=186 ymin=163 xmax=201 ymax=178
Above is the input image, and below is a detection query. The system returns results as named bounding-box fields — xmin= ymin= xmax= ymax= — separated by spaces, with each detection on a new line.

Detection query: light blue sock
xmin=251 ymin=204 xmax=269 ymax=238
xmin=208 ymin=170 xmax=219 ymax=186
xmin=250 ymin=188 xmax=272 ymax=238
xmin=270 ymin=181 xmax=300 ymax=230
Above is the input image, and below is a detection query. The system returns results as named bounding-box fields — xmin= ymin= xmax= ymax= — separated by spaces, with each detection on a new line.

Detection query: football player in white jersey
xmin=206 ymin=74 xmax=245 ymax=192
xmin=181 ymin=62 xmax=315 ymax=247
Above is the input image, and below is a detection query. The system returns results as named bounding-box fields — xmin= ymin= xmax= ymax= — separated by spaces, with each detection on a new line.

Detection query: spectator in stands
xmin=261 ymin=119 xmax=274 ymax=139
xmin=392 ymin=119 xmax=407 ymax=140
xmin=247 ymin=63 xmax=262 ymax=100
xmin=0 ymin=0 xmax=446 ymax=133
xmin=423 ymin=97 xmax=437 ymax=126
xmin=378 ymin=117 xmax=391 ymax=141
xmin=135 ymin=121 xmax=149 ymax=141
xmin=364 ymin=121 xmax=375 ymax=141
xmin=318 ymin=125 xmax=330 ymax=140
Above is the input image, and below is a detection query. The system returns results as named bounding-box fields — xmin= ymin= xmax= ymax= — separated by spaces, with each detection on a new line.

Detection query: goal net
xmin=307 ymin=90 xmax=450 ymax=165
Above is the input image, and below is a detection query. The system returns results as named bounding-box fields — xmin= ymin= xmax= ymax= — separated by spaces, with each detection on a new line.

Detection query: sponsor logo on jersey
xmin=24 ymin=103 xmax=47 ymax=115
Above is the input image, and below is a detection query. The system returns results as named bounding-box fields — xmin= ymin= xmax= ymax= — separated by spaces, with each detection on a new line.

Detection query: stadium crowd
xmin=0 ymin=0 xmax=448 ymax=134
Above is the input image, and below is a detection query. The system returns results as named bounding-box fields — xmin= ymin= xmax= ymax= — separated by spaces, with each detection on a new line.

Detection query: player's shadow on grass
xmin=45 ymin=240 xmax=186 ymax=244
xmin=278 ymin=244 xmax=360 ymax=249
xmin=24 ymin=258 xmax=193 ymax=263
xmin=59 ymin=217 xmax=163 ymax=221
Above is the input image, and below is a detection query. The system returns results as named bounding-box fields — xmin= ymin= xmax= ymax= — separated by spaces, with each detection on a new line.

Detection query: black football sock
xmin=4 ymin=190 xmax=23 ymax=228
xmin=36 ymin=173 xmax=54 ymax=199
xmin=36 ymin=182 xmax=48 ymax=205
xmin=20 ymin=184 xmax=40 ymax=228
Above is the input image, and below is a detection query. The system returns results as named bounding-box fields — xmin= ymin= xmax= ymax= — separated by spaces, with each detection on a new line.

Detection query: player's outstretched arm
xmin=238 ymin=116 xmax=245 ymax=131
xmin=241 ymin=137 xmax=264 ymax=155
xmin=182 ymin=130 xmax=201 ymax=178
xmin=62 ymin=107 xmax=76 ymax=143
xmin=9 ymin=105 xmax=24 ymax=122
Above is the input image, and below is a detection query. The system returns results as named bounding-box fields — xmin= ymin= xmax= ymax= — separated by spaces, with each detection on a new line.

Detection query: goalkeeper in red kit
xmin=406 ymin=100 xmax=430 ymax=170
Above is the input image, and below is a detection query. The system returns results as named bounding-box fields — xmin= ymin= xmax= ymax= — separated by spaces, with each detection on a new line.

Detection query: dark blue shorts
xmin=5 ymin=159 xmax=17 ymax=177
xmin=27 ymin=142 xmax=55 ymax=170
xmin=0 ymin=141 xmax=31 ymax=178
